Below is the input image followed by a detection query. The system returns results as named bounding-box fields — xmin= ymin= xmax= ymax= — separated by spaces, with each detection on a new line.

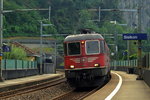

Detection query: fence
xmin=142 ymin=53 xmax=150 ymax=69
xmin=2 ymin=59 xmax=37 ymax=70
xmin=110 ymin=59 xmax=138 ymax=68
xmin=111 ymin=55 xmax=150 ymax=70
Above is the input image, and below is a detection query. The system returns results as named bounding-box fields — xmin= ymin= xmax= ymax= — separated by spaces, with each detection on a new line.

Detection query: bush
xmin=3 ymin=45 xmax=27 ymax=60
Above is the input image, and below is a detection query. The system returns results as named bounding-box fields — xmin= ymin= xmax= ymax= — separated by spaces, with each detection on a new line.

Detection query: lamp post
xmin=110 ymin=21 xmax=128 ymax=61
xmin=40 ymin=22 xmax=53 ymax=74
xmin=136 ymin=0 xmax=143 ymax=80
xmin=110 ymin=21 xmax=118 ymax=61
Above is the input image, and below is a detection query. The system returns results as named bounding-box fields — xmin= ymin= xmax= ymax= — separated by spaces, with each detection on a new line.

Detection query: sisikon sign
xmin=123 ymin=33 xmax=147 ymax=40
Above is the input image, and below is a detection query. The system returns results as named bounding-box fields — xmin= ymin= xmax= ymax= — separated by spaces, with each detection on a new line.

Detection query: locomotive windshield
xmin=68 ymin=42 xmax=80 ymax=55
xmin=86 ymin=40 xmax=100 ymax=54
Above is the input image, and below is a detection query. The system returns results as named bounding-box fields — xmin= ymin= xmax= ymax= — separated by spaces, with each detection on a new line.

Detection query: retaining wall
xmin=2 ymin=69 xmax=39 ymax=80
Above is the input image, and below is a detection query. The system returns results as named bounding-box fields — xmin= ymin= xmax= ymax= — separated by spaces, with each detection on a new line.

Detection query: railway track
xmin=0 ymin=77 xmax=66 ymax=99
xmin=52 ymin=75 xmax=110 ymax=100
xmin=52 ymin=86 xmax=101 ymax=100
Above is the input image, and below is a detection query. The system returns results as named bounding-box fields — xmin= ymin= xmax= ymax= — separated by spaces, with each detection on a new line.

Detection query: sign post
xmin=123 ymin=33 xmax=147 ymax=79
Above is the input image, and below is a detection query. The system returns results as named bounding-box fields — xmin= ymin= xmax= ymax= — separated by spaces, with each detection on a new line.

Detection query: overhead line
xmin=88 ymin=9 xmax=137 ymax=12
xmin=3 ymin=8 xmax=49 ymax=13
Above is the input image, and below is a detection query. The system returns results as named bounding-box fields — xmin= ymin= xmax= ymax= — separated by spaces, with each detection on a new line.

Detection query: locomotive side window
xmin=64 ymin=43 xmax=67 ymax=56
xmin=86 ymin=40 xmax=100 ymax=54
xmin=68 ymin=42 xmax=80 ymax=55
xmin=100 ymin=41 xmax=105 ymax=53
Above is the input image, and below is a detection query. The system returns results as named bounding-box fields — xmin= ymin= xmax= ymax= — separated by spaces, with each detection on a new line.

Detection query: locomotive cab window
xmin=68 ymin=42 xmax=80 ymax=55
xmin=86 ymin=40 xmax=100 ymax=54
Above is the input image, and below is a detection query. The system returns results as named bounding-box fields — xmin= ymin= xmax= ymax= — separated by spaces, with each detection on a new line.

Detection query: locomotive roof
xmin=64 ymin=33 xmax=104 ymax=42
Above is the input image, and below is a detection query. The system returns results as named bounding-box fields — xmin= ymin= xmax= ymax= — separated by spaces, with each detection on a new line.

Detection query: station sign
xmin=123 ymin=33 xmax=147 ymax=40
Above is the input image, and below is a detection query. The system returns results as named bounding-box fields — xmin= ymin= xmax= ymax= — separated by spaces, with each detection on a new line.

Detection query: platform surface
xmin=0 ymin=74 xmax=63 ymax=89
xmin=84 ymin=71 xmax=150 ymax=100
xmin=112 ymin=71 xmax=150 ymax=100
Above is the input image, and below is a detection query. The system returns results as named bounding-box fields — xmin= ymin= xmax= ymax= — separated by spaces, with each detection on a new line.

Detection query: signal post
xmin=0 ymin=0 xmax=3 ymax=81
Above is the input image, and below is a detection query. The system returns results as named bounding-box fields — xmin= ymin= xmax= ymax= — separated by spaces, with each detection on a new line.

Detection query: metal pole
xmin=54 ymin=42 xmax=57 ymax=74
xmin=40 ymin=21 xmax=43 ymax=74
xmin=137 ymin=0 xmax=143 ymax=80
xmin=98 ymin=6 xmax=101 ymax=22
xmin=127 ymin=40 xmax=130 ymax=61
xmin=149 ymin=53 xmax=150 ymax=69
xmin=0 ymin=0 xmax=3 ymax=81
xmin=114 ymin=25 xmax=118 ymax=61
xmin=146 ymin=53 xmax=148 ymax=68
xmin=128 ymin=41 xmax=130 ymax=67
xmin=48 ymin=6 xmax=51 ymax=21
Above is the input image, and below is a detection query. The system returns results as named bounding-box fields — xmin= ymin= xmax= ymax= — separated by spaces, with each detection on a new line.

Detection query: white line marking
xmin=105 ymin=72 xmax=123 ymax=100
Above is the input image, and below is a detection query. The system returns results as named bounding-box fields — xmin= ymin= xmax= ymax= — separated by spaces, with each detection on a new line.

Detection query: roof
xmin=64 ymin=33 xmax=104 ymax=42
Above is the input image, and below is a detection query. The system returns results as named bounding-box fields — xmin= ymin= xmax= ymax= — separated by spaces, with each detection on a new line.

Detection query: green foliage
xmin=77 ymin=10 xmax=99 ymax=31
xmin=129 ymin=54 xmax=137 ymax=60
xmin=98 ymin=21 xmax=138 ymax=60
xmin=3 ymin=0 xmax=121 ymax=36
xmin=41 ymin=47 xmax=54 ymax=53
xmin=3 ymin=0 xmax=140 ymax=60
xmin=32 ymin=47 xmax=54 ymax=54
xmin=3 ymin=0 xmax=57 ymax=37
xmin=3 ymin=46 xmax=27 ymax=60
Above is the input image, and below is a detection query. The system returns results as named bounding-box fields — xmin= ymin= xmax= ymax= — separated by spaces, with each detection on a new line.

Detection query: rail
xmin=0 ymin=77 xmax=66 ymax=99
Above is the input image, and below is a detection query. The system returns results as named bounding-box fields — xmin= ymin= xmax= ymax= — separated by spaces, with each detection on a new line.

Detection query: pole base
xmin=136 ymin=76 xmax=143 ymax=80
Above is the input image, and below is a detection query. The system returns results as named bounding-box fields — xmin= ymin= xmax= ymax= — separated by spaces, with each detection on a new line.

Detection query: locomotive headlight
xmin=81 ymin=41 xmax=85 ymax=44
xmin=94 ymin=64 xmax=99 ymax=67
xmin=70 ymin=65 xmax=75 ymax=69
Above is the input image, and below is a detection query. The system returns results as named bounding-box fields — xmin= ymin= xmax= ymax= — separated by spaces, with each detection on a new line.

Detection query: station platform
xmin=84 ymin=71 xmax=150 ymax=100
xmin=0 ymin=73 xmax=63 ymax=92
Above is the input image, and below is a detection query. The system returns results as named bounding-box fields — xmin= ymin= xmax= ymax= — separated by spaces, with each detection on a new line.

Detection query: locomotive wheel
xmin=105 ymin=71 xmax=111 ymax=82
xmin=108 ymin=71 xmax=111 ymax=78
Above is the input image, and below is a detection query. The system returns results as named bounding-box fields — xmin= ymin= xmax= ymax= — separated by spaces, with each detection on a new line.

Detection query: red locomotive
xmin=63 ymin=30 xmax=111 ymax=87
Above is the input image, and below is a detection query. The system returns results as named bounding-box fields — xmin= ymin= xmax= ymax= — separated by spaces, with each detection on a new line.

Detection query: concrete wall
xmin=1 ymin=62 xmax=56 ymax=80
xmin=143 ymin=69 xmax=150 ymax=87
xmin=2 ymin=69 xmax=39 ymax=80
xmin=43 ymin=63 xmax=55 ymax=74
xmin=111 ymin=66 xmax=150 ymax=87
